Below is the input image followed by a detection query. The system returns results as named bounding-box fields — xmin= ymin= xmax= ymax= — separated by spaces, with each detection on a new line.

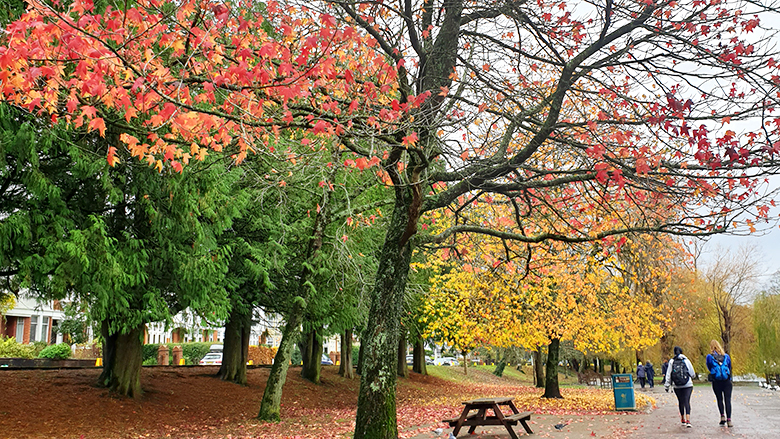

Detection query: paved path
xmin=408 ymin=384 xmax=780 ymax=439
xmin=628 ymin=384 xmax=780 ymax=439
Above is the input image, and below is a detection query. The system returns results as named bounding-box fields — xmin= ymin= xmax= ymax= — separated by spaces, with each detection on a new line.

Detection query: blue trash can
xmin=612 ymin=374 xmax=636 ymax=411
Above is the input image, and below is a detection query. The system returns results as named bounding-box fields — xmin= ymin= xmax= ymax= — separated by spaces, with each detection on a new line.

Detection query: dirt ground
xmin=0 ymin=365 xmax=476 ymax=439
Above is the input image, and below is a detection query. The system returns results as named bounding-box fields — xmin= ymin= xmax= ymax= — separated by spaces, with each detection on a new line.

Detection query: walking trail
xmin=408 ymin=384 xmax=780 ymax=439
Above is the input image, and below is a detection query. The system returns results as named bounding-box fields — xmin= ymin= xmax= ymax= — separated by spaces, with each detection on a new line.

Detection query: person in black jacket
xmin=645 ymin=361 xmax=655 ymax=388
xmin=661 ymin=360 xmax=669 ymax=386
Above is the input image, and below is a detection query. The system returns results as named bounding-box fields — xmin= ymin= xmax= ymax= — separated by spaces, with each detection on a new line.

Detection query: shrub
xmin=181 ymin=342 xmax=212 ymax=364
xmin=142 ymin=342 xmax=214 ymax=365
xmin=142 ymin=343 xmax=161 ymax=363
xmin=291 ymin=345 xmax=302 ymax=366
xmin=142 ymin=357 xmax=158 ymax=366
xmin=0 ymin=337 xmax=36 ymax=359
xmin=31 ymin=341 xmax=48 ymax=356
xmin=248 ymin=345 xmax=277 ymax=365
xmin=37 ymin=343 xmax=72 ymax=360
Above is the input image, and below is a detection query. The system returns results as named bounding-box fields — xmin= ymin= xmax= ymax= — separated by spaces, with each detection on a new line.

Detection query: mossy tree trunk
xmin=412 ymin=338 xmax=427 ymax=375
xmin=98 ymin=320 xmax=143 ymax=398
xmin=257 ymin=302 xmax=304 ymax=422
xmin=534 ymin=347 xmax=545 ymax=388
xmin=543 ymin=338 xmax=562 ymax=399
xmin=354 ymin=201 xmax=415 ymax=439
xmin=217 ymin=305 xmax=251 ymax=385
xmin=257 ymin=156 xmax=337 ymax=420
xmin=339 ymin=328 xmax=354 ymax=379
xmin=301 ymin=328 xmax=322 ymax=384
xmin=356 ymin=337 xmax=365 ymax=376
xmin=494 ymin=349 xmax=506 ymax=377
xmin=397 ymin=329 xmax=409 ymax=378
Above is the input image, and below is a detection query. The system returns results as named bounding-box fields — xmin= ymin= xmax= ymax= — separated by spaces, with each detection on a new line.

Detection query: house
xmin=0 ymin=296 xmax=65 ymax=344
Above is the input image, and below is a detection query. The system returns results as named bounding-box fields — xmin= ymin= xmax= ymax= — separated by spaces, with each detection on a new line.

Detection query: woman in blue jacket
xmin=706 ymin=339 xmax=733 ymax=427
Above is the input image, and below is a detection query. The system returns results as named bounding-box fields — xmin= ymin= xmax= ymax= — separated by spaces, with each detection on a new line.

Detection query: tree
xmin=702 ymin=245 xmax=762 ymax=353
xmin=6 ymin=0 xmax=780 ymax=435
xmin=754 ymin=279 xmax=780 ymax=381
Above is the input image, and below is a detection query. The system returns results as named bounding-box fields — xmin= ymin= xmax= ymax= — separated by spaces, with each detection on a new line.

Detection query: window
xmin=15 ymin=318 xmax=24 ymax=343
xmin=41 ymin=316 xmax=49 ymax=343
xmin=30 ymin=316 xmax=38 ymax=342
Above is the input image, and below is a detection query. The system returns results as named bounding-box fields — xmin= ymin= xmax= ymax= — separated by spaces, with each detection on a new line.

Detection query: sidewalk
xmin=408 ymin=384 xmax=780 ymax=439
xmin=628 ymin=384 xmax=780 ymax=439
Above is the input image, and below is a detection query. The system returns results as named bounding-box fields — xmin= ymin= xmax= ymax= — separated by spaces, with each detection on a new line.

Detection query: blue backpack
xmin=712 ymin=354 xmax=730 ymax=381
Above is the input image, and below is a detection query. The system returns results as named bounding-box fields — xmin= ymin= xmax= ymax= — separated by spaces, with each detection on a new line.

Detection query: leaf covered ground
xmin=0 ymin=365 xmax=653 ymax=438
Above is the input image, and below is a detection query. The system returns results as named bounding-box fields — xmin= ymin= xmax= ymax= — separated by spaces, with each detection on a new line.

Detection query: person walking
xmin=645 ymin=361 xmax=655 ymax=388
xmin=661 ymin=360 xmax=669 ymax=386
xmin=706 ymin=339 xmax=733 ymax=427
xmin=636 ymin=362 xmax=646 ymax=388
xmin=665 ymin=346 xmax=695 ymax=428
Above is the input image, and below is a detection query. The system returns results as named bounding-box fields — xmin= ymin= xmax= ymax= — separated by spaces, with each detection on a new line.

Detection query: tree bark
xmin=357 ymin=336 xmax=365 ymax=376
xmin=257 ymin=302 xmax=304 ymax=422
xmin=353 ymin=203 xmax=415 ymax=439
xmin=462 ymin=350 xmax=468 ymax=376
xmin=534 ymin=347 xmax=545 ymax=388
xmin=543 ymin=338 xmax=563 ymax=398
xmin=340 ymin=328 xmax=354 ymax=379
xmin=397 ymin=329 xmax=409 ymax=378
xmin=300 ymin=330 xmax=313 ymax=372
xmin=301 ymin=328 xmax=322 ymax=384
xmin=493 ymin=353 xmax=507 ymax=377
xmin=98 ymin=320 xmax=143 ymax=398
xmin=722 ymin=311 xmax=732 ymax=354
xmin=412 ymin=337 xmax=427 ymax=375
xmin=217 ymin=304 xmax=251 ymax=385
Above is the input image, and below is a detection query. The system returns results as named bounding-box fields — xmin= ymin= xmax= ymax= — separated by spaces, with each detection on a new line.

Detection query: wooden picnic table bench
xmin=442 ymin=397 xmax=533 ymax=438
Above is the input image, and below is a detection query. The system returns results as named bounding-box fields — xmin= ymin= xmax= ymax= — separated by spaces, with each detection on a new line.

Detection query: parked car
xmin=321 ymin=354 xmax=334 ymax=365
xmin=433 ymin=357 xmax=459 ymax=366
xmin=426 ymin=357 xmax=434 ymax=366
xmin=199 ymin=352 xmax=222 ymax=365
xmin=406 ymin=355 xmax=414 ymax=366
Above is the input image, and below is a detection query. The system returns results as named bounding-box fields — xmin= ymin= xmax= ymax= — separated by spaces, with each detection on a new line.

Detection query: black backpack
xmin=671 ymin=357 xmax=690 ymax=386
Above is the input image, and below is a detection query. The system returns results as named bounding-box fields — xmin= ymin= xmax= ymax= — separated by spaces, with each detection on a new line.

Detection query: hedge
xmin=0 ymin=337 xmax=36 ymax=358
xmin=37 ymin=343 xmax=72 ymax=360
xmin=142 ymin=342 xmax=215 ymax=365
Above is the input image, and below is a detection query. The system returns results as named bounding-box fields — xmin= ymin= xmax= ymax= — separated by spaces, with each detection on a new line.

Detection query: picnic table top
xmin=461 ymin=396 xmax=515 ymax=405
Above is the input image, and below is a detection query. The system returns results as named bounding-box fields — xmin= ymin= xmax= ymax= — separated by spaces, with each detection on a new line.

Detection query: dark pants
xmin=674 ymin=386 xmax=693 ymax=417
xmin=647 ymin=375 xmax=654 ymax=387
xmin=638 ymin=377 xmax=646 ymax=388
xmin=712 ymin=380 xmax=733 ymax=418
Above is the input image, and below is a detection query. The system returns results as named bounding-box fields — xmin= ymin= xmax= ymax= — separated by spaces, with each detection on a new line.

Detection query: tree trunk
xmin=217 ymin=304 xmax=251 ymax=385
xmin=257 ymin=302 xmax=304 ymax=422
xmin=593 ymin=358 xmax=598 ymax=373
xmin=462 ymin=350 xmax=468 ymax=376
xmin=300 ymin=330 xmax=313 ymax=373
xmin=339 ymin=328 xmax=354 ymax=379
xmin=98 ymin=320 xmax=143 ymax=398
xmin=543 ymin=338 xmax=563 ymax=398
xmin=353 ymin=202 xmax=416 ymax=439
xmin=301 ymin=328 xmax=322 ymax=384
xmin=599 ymin=358 xmax=605 ymax=375
xmin=397 ymin=329 xmax=409 ymax=378
xmin=258 ymin=168 xmax=333 ymax=420
xmin=357 ymin=336 xmax=365 ymax=376
xmin=494 ymin=355 xmax=507 ymax=377
xmin=412 ymin=337 xmax=427 ymax=375
xmin=723 ymin=311 xmax=732 ymax=354
xmin=534 ymin=347 xmax=545 ymax=388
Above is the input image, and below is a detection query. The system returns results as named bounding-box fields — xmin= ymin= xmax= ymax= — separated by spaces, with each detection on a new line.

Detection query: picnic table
xmin=443 ymin=397 xmax=533 ymax=438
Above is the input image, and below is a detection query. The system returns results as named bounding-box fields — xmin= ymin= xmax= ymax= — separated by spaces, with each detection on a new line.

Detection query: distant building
xmin=0 ymin=296 xmax=65 ymax=344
